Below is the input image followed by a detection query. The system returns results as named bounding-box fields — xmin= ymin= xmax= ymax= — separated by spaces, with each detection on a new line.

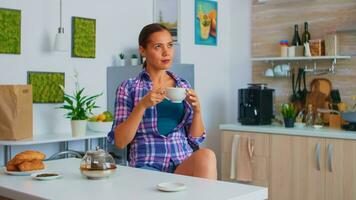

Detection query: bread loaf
xmin=6 ymin=150 xmax=46 ymax=171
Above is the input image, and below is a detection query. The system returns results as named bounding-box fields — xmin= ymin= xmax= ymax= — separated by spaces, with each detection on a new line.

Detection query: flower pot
xmin=118 ymin=59 xmax=125 ymax=66
xmin=131 ymin=58 xmax=138 ymax=66
xmin=71 ymin=120 xmax=87 ymax=137
xmin=284 ymin=118 xmax=295 ymax=128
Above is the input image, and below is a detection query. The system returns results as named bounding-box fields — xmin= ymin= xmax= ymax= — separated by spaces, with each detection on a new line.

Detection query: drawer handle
xmin=327 ymin=144 xmax=333 ymax=172
xmin=315 ymin=143 xmax=321 ymax=171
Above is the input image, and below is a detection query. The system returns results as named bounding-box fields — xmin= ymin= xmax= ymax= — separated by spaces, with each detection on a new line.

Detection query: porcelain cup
xmin=165 ymin=87 xmax=186 ymax=103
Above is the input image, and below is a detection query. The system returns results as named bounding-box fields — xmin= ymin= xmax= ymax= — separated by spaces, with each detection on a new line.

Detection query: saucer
xmin=31 ymin=172 xmax=61 ymax=181
xmin=156 ymin=182 xmax=186 ymax=192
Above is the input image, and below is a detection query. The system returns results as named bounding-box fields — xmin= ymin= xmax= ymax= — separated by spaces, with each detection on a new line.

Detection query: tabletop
xmin=0 ymin=158 xmax=267 ymax=200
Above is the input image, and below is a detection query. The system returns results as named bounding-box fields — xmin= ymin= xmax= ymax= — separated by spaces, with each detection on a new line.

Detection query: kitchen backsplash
xmin=252 ymin=0 xmax=356 ymax=111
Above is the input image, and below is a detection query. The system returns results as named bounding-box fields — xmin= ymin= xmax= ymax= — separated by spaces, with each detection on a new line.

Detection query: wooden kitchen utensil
xmin=306 ymin=78 xmax=331 ymax=121
xmin=329 ymin=114 xmax=341 ymax=129
xmin=310 ymin=78 xmax=332 ymax=97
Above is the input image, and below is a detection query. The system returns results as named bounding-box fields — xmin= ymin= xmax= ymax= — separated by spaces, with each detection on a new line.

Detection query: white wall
xmin=180 ymin=0 xmax=251 ymax=173
xmin=0 ymin=0 xmax=154 ymax=165
xmin=0 ymin=0 xmax=252 ymax=169
xmin=229 ymin=0 xmax=252 ymax=121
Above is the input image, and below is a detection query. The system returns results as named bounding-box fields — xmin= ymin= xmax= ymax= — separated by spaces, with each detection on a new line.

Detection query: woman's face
xmin=140 ymin=30 xmax=174 ymax=70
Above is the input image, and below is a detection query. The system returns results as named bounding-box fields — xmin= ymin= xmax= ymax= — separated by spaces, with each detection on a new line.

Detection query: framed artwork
xmin=195 ymin=0 xmax=217 ymax=46
xmin=153 ymin=0 xmax=178 ymax=42
xmin=0 ymin=8 xmax=21 ymax=54
xmin=27 ymin=71 xmax=65 ymax=103
xmin=72 ymin=17 xmax=96 ymax=58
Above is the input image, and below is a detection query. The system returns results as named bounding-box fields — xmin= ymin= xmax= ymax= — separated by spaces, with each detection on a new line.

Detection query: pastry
xmin=12 ymin=150 xmax=46 ymax=165
xmin=17 ymin=160 xmax=45 ymax=171
xmin=6 ymin=159 xmax=18 ymax=171
xmin=5 ymin=150 xmax=46 ymax=171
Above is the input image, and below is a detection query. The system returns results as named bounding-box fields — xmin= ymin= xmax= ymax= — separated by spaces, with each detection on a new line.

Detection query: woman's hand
xmin=139 ymin=88 xmax=166 ymax=109
xmin=185 ymin=89 xmax=201 ymax=113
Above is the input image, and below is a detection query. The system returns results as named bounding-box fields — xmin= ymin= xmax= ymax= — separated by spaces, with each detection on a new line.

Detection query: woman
xmin=108 ymin=23 xmax=217 ymax=180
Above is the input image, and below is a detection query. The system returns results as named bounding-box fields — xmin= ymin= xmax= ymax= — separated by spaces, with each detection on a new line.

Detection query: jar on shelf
xmin=279 ymin=40 xmax=288 ymax=57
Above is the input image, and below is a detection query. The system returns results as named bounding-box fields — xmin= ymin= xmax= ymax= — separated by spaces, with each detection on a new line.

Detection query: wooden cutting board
xmin=310 ymin=78 xmax=332 ymax=97
xmin=306 ymin=78 xmax=332 ymax=122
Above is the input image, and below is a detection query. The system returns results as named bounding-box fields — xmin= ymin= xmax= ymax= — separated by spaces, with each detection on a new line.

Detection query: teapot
xmin=80 ymin=147 xmax=116 ymax=179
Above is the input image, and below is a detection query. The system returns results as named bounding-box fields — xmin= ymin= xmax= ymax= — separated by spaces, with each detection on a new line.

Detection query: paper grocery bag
xmin=0 ymin=85 xmax=33 ymax=140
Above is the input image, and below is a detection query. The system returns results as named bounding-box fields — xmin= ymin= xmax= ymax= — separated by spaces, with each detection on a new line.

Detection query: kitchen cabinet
xmin=270 ymin=135 xmax=356 ymax=200
xmin=325 ymin=139 xmax=356 ymax=200
xmin=270 ymin=135 xmax=325 ymax=200
xmin=221 ymin=131 xmax=270 ymax=187
xmin=220 ymin=128 xmax=356 ymax=200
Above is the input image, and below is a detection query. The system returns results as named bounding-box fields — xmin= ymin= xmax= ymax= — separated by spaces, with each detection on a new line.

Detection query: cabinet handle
xmin=327 ymin=144 xmax=334 ymax=172
xmin=315 ymin=143 xmax=321 ymax=171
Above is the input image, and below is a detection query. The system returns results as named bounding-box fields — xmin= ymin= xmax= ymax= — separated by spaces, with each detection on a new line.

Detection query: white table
xmin=0 ymin=158 xmax=267 ymax=200
xmin=0 ymin=131 xmax=108 ymax=164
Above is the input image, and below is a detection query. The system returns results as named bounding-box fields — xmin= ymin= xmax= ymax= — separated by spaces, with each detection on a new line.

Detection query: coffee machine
xmin=238 ymin=83 xmax=274 ymax=125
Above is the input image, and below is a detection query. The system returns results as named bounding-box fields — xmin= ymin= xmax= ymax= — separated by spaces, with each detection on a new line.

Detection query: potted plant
xmin=131 ymin=54 xmax=138 ymax=66
xmin=281 ymin=103 xmax=297 ymax=128
xmin=118 ymin=53 xmax=125 ymax=66
xmin=59 ymin=71 xmax=102 ymax=137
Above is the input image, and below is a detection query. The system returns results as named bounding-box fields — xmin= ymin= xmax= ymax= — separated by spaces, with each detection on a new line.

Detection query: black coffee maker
xmin=238 ymin=83 xmax=274 ymax=125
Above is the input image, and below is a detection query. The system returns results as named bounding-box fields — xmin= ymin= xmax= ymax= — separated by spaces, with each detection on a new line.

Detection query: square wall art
xmin=72 ymin=17 xmax=96 ymax=58
xmin=153 ymin=0 xmax=178 ymax=42
xmin=195 ymin=0 xmax=217 ymax=46
xmin=27 ymin=71 xmax=65 ymax=103
xmin=0 ymin=8 xmax=21 ymax=54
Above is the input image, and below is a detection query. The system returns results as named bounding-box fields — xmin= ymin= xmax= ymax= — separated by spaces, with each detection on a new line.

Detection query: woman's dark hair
xmin=138 ymin=23 xmax=171 ymax=68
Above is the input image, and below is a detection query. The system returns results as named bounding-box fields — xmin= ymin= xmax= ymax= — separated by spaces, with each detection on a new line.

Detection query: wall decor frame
xmin=153 ymin=0 xmax=179 ymax=42
xmin=71 ymin=17 xmax=96 ymax=58
xmin=0 ymin=8 xmax=21 ymax=54
xmin=195 ymin=0 xmax=217 ymax=46
xmin=27 ymin=71 xmax=65 ymax=103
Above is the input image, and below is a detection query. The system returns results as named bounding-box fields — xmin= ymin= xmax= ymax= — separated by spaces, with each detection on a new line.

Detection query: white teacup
xmin=273 ymin=65 xmax=283 ymax=76
xmin=265 ymin=68 xmax=274 ymax=77
xmin=165 ymin=87 xmax=186 ymax=103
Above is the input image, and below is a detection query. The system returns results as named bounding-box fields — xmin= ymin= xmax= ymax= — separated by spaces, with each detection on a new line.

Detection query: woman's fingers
xmin=153 ymin=88 xmax=166 ymax=96
xmin=188 ymin=95 xmax=197 ymax=101
xmin=149 ymin=92 xmax=165 ymax=104
xmin=185 ymin=89 xmax=201 ymax=112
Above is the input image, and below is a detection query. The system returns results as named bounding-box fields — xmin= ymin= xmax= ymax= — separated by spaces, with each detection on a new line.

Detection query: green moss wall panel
xmin=72 ymin=17 xmax=96 ymax=58
xmin=27 ymin=72 xmax=65 ymax=103
xmin=0 ymin=8 xmax=21 ymax=54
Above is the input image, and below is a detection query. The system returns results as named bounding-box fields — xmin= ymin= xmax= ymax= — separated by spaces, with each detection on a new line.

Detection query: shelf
xmin=252 ymin=55 xmax=351 ymax=62
xmin=336 ymin=26 xmax=356 ymax=33
xmin=0 ymin=131 xmax=107 ymax=146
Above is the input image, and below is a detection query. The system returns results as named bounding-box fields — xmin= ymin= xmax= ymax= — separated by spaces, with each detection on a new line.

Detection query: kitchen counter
xmin=219 ymin=123 xmax=356 ymax=140
xmin=0 ymin=158 xmax=267 ymax=200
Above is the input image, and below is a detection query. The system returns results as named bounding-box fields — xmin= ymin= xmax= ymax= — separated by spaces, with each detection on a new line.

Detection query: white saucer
xmin=31 ymin=172 xmax=61 ymax=181
xmin=156 ymin=182 xmax=186 ymax=192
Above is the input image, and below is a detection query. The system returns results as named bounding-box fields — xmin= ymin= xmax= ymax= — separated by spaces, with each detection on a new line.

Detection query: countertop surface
xmin=0 ymin=158 xmax=267 ymax=200
xmin=0 ymin=131 xmax=107 ymax=146
xmin=219 ymin=123 xmax=356 ymax=140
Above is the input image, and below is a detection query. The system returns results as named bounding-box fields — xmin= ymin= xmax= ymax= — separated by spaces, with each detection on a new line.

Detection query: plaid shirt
xmin=107 ymin=70 xmax=205 ymax=172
